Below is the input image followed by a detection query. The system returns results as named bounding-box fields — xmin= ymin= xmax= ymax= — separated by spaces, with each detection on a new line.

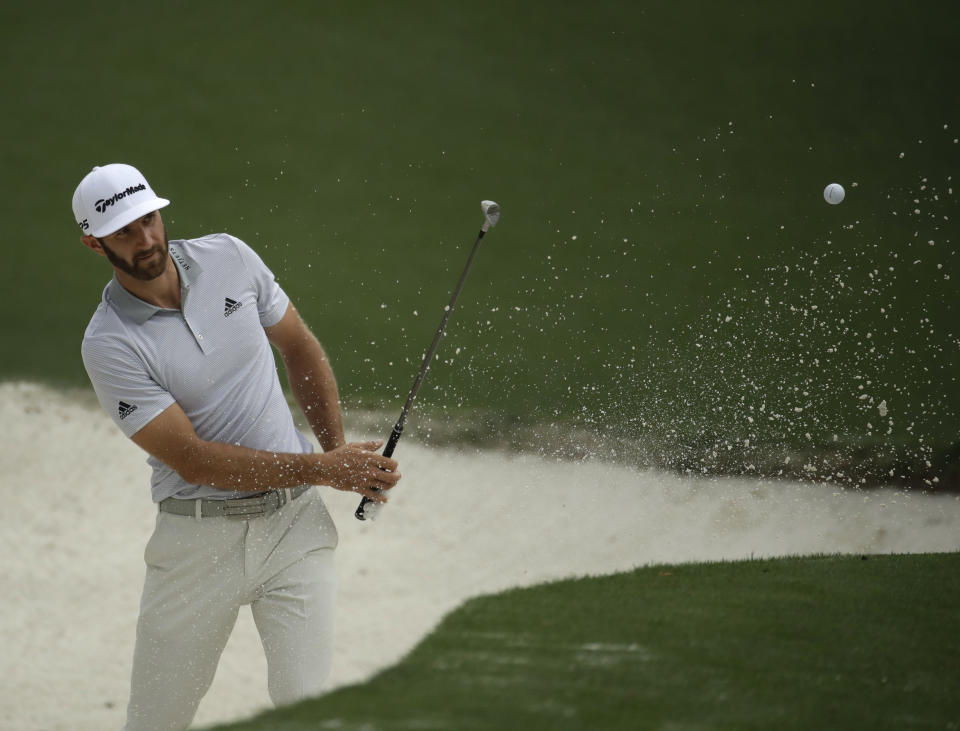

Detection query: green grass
xmin=207 ymin=553 xmax=960 ymax=731
xmin=2 ymin=1 xmax=957 ymax=486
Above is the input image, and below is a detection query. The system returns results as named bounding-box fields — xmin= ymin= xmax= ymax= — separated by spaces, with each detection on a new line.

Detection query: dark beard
xmin=99 ymin=226 xmax=169 ymax=281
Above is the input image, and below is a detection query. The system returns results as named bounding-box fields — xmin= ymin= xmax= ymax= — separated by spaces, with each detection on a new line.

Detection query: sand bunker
xmin=1 ymin=381 xmax=957 ymax=730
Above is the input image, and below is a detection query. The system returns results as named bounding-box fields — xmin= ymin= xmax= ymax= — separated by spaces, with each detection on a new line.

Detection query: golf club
xmin=355 ymin=200 xmax=501 ymax=521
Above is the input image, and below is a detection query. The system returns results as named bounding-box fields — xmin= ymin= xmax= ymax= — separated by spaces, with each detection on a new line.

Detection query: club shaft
xmin=355 ymin=229 xmax=487 ymax=520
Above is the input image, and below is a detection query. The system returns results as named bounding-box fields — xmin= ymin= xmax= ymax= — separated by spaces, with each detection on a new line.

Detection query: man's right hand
xmin=318 ymin=440 xmax=401 ymax=502
xmin=131 ymin=402 xmax=401 ymax=496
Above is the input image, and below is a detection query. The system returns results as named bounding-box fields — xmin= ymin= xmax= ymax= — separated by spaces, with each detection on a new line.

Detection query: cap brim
xmin=90 ymin=197 xmax=170 ymax=237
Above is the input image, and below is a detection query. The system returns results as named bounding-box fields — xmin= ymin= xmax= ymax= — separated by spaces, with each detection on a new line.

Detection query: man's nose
xmin=136 ymin=221 xmax=160 ymax=248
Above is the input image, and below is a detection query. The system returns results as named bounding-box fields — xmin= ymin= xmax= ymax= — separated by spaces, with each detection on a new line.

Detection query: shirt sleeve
xmin=81 ymin=335 xmax=176 ymax=438
xmin=228 ymin=235 xmax=291 ymax=327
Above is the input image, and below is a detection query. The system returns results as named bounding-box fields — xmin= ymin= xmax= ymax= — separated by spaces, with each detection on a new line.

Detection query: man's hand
xmin=319 ymin=440 xmax=401 ymax=502
xmin=131 ymin=402 xmax=401 ymax=495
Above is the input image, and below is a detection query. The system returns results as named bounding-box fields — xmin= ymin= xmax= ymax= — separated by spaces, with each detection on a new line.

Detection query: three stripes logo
xmin=224 ymin=297 xmax=243 ymax=317
xmin=118 ymin=401 xmax=138 ymax=420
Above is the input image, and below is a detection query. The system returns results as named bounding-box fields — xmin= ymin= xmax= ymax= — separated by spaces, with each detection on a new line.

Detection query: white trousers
xmin=125 ymin=488 xmax=338 ymax=731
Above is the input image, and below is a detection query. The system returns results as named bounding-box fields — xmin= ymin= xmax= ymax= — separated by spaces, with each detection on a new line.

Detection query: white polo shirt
xmin=82 ymin=233 xmax=313 ymax=502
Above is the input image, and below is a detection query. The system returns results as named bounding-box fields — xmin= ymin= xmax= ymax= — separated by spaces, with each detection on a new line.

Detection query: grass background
xmin=1 ymin=1 xmax=957 ymax=485
xmin=206 ymin=553 xmax=960 ymax=730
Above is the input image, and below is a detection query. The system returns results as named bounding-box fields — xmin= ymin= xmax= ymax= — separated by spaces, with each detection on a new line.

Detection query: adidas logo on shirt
xmin=118 ymin=401 xmax=138 ymax=420
xmin=224 ymin=297 xmax=243 ymax=317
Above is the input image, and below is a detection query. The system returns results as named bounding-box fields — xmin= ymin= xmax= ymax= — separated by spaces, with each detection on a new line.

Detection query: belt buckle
xmin=223 ymin=495 xmax=269 ymax=520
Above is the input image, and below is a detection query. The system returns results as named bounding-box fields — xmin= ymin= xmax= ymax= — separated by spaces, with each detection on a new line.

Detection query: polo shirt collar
xmin=105 ymin=241 xmax=203 ymax=325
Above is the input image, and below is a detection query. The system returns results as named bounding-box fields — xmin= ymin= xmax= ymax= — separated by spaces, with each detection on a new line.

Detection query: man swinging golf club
xmin=73 ymin=163 xmax=401 ymax=730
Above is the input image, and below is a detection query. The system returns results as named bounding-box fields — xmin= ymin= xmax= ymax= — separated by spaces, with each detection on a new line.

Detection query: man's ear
xmin=81 ymin=234 xmax=106 ymax=256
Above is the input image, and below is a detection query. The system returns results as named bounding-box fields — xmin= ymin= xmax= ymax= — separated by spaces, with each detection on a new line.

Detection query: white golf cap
xmin=72 ymin=163 xmax=170 ymax=237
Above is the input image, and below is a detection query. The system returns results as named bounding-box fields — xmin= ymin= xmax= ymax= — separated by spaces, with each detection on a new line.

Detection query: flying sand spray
xmin=355 ymin=200 xmax=501 ymax=521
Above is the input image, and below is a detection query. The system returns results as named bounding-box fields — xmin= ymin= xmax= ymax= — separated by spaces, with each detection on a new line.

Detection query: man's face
xmin=97 ymin=211 xmax=169 ymax=281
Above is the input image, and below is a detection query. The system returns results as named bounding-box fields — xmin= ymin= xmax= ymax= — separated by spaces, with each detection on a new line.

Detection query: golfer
xmin=73 ymin=163 xmax=400 ymax=730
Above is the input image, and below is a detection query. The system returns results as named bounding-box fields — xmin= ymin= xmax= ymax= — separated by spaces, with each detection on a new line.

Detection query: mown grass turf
xmin=207 ymin=553 xmax=960 ymax=730
xmin=2 ymin=2 xmax=958 ymax=486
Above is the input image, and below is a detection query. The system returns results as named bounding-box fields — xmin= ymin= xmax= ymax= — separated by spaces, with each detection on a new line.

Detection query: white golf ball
xmin=824 ymin=183 xmax=845 ymax=205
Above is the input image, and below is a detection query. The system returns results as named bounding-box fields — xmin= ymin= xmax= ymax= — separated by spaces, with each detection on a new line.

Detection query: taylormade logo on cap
xmin=95 ymin=183 xmax=147 ymax=213
xmin=72 ymin=163 xmax=170 ymax=238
